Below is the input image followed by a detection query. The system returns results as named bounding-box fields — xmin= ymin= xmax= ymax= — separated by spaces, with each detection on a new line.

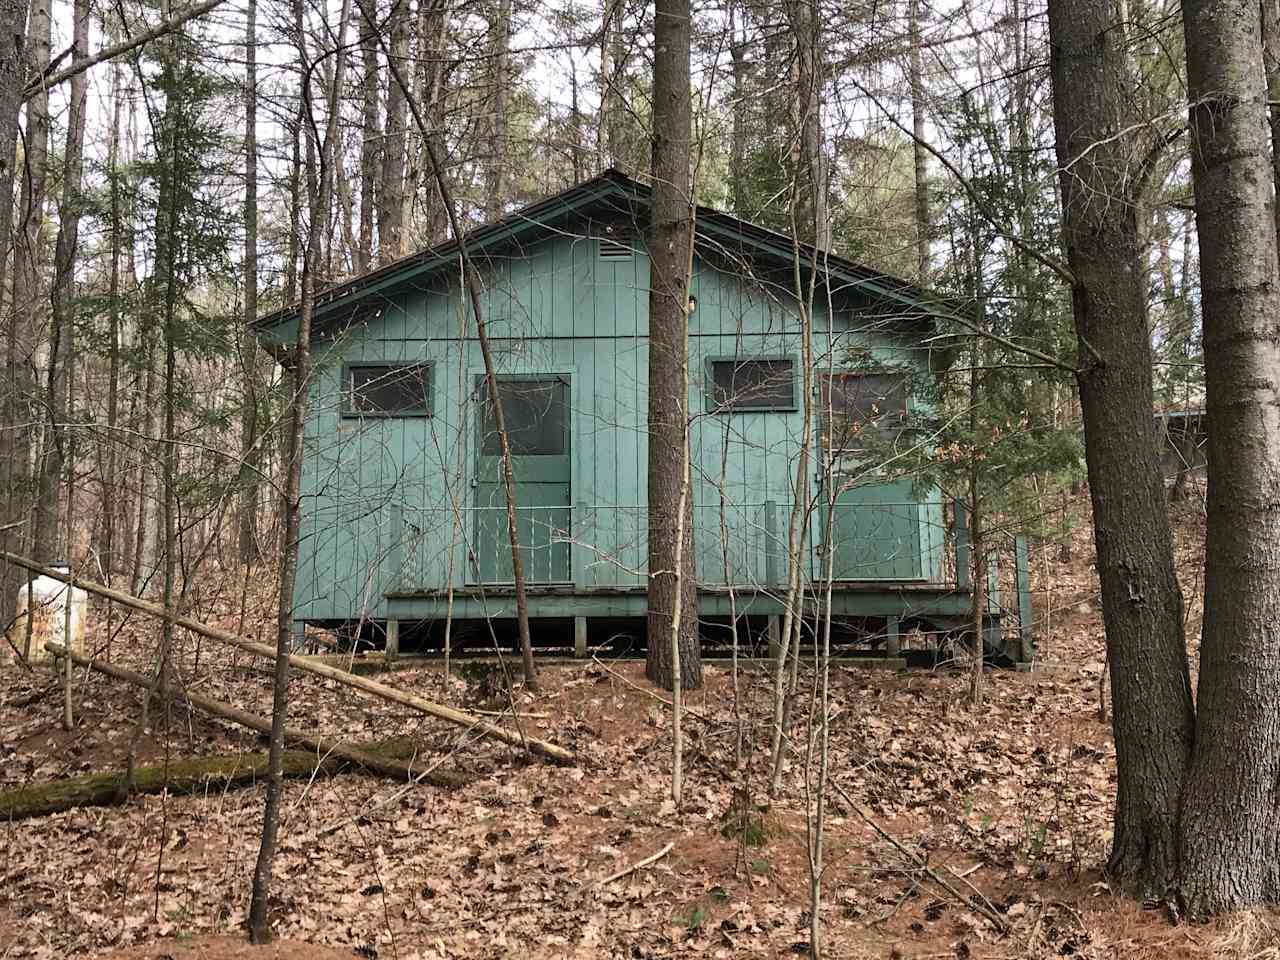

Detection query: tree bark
xmin=358 ymin=1 xmax=379 ymax=271
xmin=8 ymin=0 xmax=50 ymax=574
xmin=1177 ymin=0 xmax=1280 ymax=915
xmin=0 ymin=0 xmax=30 ymax=627
xmin=485 ymin=0 xmax=512 ymax=220
xmin=378 ymin=0 xmax=408 ymax=260
xmin=729 ymin=0 xmax=746 ymax=216
xmin=597 ymin=0 xmax=617 ymax=170
xmin=785 ymin=0 xmax=828 ymax=251
xmin=416 ymin=0 xmax=448 ymax=243
xmin=1263 ymin=0 xmax=1280 ymax=244
xmin=645 ymin=0 xmax=701 ymax=692
xmin=33 ymin=0 xmax=89 ymax=563
xmin=237 ymin=0 xmax=262 ymax=564
xmin=908 ymin=0 xmax=930 ymax=281
xmin=96 ymin=55 xmax=124 ymax=584
xmin=1046 ymin=0 xmax=1194 ymax=900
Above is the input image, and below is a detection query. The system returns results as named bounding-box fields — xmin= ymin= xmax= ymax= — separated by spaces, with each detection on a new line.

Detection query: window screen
xmin=481 ymin=379 xmax=567 ymax=455
xmin=709 ymin=358 xmax=796 ymax=411
xmin=347 ymin=364 xmax=431 ymax=416
xmin=821 ymin=372 xmax=909 ymax=452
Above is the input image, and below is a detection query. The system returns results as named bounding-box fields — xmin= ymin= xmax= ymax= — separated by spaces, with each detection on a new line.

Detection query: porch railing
xmin=395 ymin=500 xmax=950 ymax=591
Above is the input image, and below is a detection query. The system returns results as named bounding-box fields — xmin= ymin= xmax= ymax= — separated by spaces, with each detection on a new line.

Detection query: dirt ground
xmin=2 ymin=495 xmax=1277 ymax=959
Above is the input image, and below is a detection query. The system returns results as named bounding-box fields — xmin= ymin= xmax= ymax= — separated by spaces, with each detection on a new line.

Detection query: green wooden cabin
xmin=254 ymin=171 xmax=1023 ymax=661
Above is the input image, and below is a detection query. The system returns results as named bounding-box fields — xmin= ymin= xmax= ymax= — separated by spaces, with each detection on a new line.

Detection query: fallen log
xmin=45 ymin=641 xmax=464 ymax=789
xmin=1 ymin=749 xmax=369 ymax=821
xmin=1 ymin=552 xmax=573 ymax=763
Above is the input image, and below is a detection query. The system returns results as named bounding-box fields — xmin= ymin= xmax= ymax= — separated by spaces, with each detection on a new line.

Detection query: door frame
xmin=814 ymin=369 xmax=924 ymax=582
xmin=470 ymin=373 xmax=574 ymax=584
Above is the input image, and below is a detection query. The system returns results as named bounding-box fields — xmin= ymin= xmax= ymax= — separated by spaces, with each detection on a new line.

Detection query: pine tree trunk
xmin=485 ymin=0 xmax=512 ymax=220
xmin=417 ymin=0 xmax=448 ymax=243
xmin=645 ymin=0 xmax=701 ymax=692
xmin=237 ymin=0 xmax=262 ymax=565
xmin=1177 ymin=0 xmax=1280 ymax=915
xmin=785 ymin=0 xmax=828 ymax=250
xmin=0 ymin=0 xmax=30 ymax=627
xmin=908 ymin=0 xmax=929 ymax=281
xmin=8 ymin=0 xmax=50 ymax=576
xmin=597 ymin=0 xmax=615 ymax=169
xmin=1045 ymin=0 xmax=1194 ymax=900
xmin=378 ymin=0 xmax=408 ymax=260
xmin=97 ymin=55 xmax=124 ymax=584
xmin=728 ymin=1 xmax=746 ymax=215
xmin=358 ymin=3 xmax=379 ymax=270
xmin=33 ymin=0 xmax=89 ymax=563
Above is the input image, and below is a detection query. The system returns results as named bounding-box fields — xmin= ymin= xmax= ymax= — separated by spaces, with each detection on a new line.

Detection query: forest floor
xmin=2 ymin=494 xmax=1278 ymax=959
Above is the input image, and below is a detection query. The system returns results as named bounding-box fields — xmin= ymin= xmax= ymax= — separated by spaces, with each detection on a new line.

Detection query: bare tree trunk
xmin=1177 ymin=0 xmax=1280 ymax=915
xmin=0 ymin=0 xmax=30 ymax=626
xmin=7 ymin=0 xmax=50 ymax=579
xmin=358 ymin=2 xmax=379 ymax=271
xmin=33 ymin=0 xmax=89 ymax=563
xmin=237 ymin=0 xmax=261 ymax=564
xmin=569 ymin=53 xmax=583 ymax=183
xmin=417 ymin=0 xmax=448 ymax=243
xmin=908 ymin=0 xmax=930 ymax=281
xmin=131 ymin=336 xmax=158 ymax=593
xmin=729 ymin=0 xmax=747 ymax=215
xmin=1046 ymin=0 xmax=1194 ymax=900
xmin=283 ymin=116 xmax=302 ymax=303
xmin=378 ymin=0 xmax=407 ymax=260
xmin=785 ymin=0 xmax=828 ymax=251
xmin=645 ymin=0 xmax=701 ymax=693
xmin=97 ymin=55 xmax=124 ymax=584
xmin=597 ymin=0 xmax=616 ymax=169
xmin=485 ymin=0 xmax=512 ymax=220
xmin=247 ymin=0 xmax=352 ymax=940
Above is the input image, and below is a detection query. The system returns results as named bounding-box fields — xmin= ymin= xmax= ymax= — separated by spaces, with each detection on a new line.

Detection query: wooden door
xmin=473 ymin=376 xmax=572 ymax=583
xmin=818 ymin=372 xmax=923 ymax=580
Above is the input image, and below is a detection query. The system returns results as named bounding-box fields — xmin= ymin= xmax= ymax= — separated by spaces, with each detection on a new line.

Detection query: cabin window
xmin=708 ymin=357 xmax=797 ymax=412
xmin=345 ymin=363 xmax=432 ymax=417
xmin=480 ymin=379 xmax=568 ymax=455
xmin=820 ymin=371 xmax=910 ymax=454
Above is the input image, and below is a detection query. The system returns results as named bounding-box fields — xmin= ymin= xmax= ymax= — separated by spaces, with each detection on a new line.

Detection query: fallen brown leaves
xmin=0 ymin=500 xmax=1260 ymax=960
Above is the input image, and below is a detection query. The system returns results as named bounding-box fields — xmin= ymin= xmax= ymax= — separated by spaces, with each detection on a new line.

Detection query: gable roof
xmin=254 ymin=168 xmax=960 ymax=336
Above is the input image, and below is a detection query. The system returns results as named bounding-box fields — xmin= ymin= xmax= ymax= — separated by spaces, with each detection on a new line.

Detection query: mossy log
xmin=45 ymin=641 xmax=462 ymax=788
xmin=0 ymin=738 xmax=468 ymax=821
xmin=0 ymin=749 xmax=350 ymax=820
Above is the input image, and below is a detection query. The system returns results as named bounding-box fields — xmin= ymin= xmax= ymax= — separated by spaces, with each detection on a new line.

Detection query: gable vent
xmin=598 ymin=234 xmax=634 ymax=261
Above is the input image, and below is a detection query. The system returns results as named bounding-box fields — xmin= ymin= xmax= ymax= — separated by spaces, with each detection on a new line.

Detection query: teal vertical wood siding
xmin=290 ymin=232 xmax=945 ymax=624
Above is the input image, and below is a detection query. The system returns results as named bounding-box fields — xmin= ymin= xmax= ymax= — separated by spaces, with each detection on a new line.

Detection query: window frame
xmin=341 ymin=361 xmax=434 ymax=419
xmin=704 ymin=354 xmax=800 ymax=414
xmin=474 ymin=373 xmax=573 ymax=458
xmin=818 ymin=368 xmax=913 ymax=459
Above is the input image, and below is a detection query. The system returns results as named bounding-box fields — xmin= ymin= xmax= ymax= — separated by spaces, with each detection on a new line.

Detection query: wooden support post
xmin=574 ymin=615 xmax=587 ymax=659
xmin=886 ymin=616 xmax=901 ymax=658
xmin=767 ymin=614 xmax=782 ymax=660
xmin=385 ymin=618 xmax=400 ymax=661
